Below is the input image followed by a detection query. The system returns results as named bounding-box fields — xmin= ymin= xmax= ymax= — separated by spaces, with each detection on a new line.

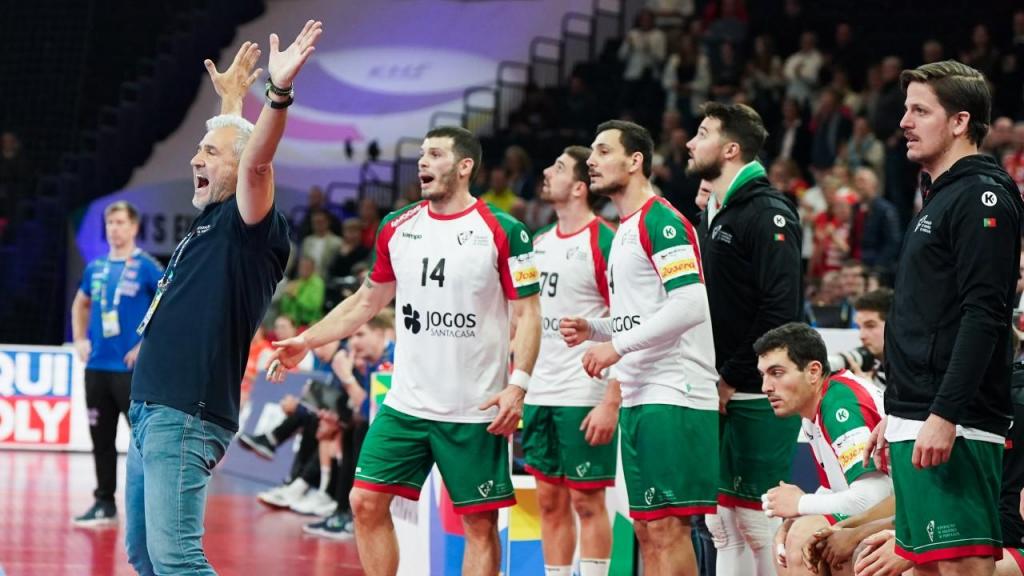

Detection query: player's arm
xmin=794 ymin=471 xmax=892 ymax=517
xmin=71 ymin=290 xmax=92 ymax=362
xmin=510 ymin=293 xmax=541 ymax=377
xmin=269 ymin=278 xmax=395 ymax=378
xmin=235 ymin=20 xmax=322 ymax=225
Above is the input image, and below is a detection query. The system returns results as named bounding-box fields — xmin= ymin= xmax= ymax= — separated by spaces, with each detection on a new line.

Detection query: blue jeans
xmin=124 ymin=401 xmax=233 ymax=575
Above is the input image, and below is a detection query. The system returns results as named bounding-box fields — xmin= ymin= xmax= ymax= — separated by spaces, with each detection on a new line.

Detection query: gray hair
xmin=205 ymin=114 xmax=254 ymax=157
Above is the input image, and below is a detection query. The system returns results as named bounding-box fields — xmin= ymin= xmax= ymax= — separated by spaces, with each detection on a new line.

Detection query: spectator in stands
xmin=1005 ymin=122 xmax=1024 ymax=192
xmin=983 ymin=116 xmax=1015 ymax=160
xmin=328 ymin=217 xmax=371 ymax=280
xmin=839 ymin=259 xmax=866 ymax=304
xmin=872 ymin=56 xmax=913 ymax=222
xmin=804 ymin=270 xmax=846 ymax=328
xmin=618 ymin=9 xmax=667 ymax=128
xmin=663 ymin=33 xmax=708 ymax=128
xmin=851 ymin=167 xmax=901 ymax=278
xmin=775 ymin=0 xmax=806 ymax=57
xmin=745 ymin=35 xmax=785 ymax=124
xmin=652 ymin=127 xmax=701 ymax=223
xmin=504 ymin=145 xmax=535 ymax=201
xmin=842 ymin=115 xmax=884 ymax=173
xmin=305 ymin=312 xmax=396 ymax=540
xmin=922 ymin=39 xmax=945 ymax=65
xmin=810 ymin=88 xmax=853 ymax=171
xmin=783 ymin=31 xmax=823 ymax=105
xmin=560 ymin=73 xmax=602 ymax=141
xmin=859 ymin=64 xmax=883 ymax=125
xmin=960 ymin=23 xmax=1000 ymax=79
xmin=766 ymin=97 xmax=812 ymax=170
xmin=709 ymin=41 xmax=743 ymax=103
xmin=829 ymin=22 xmax=865 ymax=89
xmin=70 ymin=201 xmax=162 ymax=527
xmin=394 ymin=181 xmax=421 ymax=210
xmin=296 ymin=185 xmax=340 ymax=238
xmin=701 ymin=0 xmax=749 ymax=46
xmin=357 ymin=198 xmax=380 ymax=248
xmin=646 ymin=0 xmax=695 ymax=20
xmin=280 ymin=256 xmax=325 ymax=327
xmin=300 ymin=208 xmax=342 ymax=280
xmin=0 ymin=131 xmax=33 ymax=223
xmin=846 ymin=288 xmax=893 ymax=390
xmin=768 ymin=158 xmax=809 ymax=206
xmin=482 ymin=166 xmax=521 ymax=213
xmin=810 ymin=180 xmax=854 ymax=280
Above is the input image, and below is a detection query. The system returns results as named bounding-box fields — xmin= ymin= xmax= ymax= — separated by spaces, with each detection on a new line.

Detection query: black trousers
xmin=277 ymin=410 xmax=322 ymax=486
xmin=335 ymin=418 xmax=369 ymax=513
xmin=84 ymin=369 xmax=132 ymax=502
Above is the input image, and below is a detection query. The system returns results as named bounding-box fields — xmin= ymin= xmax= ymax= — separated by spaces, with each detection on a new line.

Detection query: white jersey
xmin=803 ymin=371 xmax=885 ymax=491
xmin=369 ymin=200 xmax=540 ymax=422
xmin=528 ymin=217 xmax=615 ymax=406
xmin=607 ymin=196 xmax=717 ymax=409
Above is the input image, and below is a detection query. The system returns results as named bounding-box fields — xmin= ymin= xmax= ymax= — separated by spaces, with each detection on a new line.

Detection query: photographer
xmin=829 ymin=288 xmax=893 ymax=391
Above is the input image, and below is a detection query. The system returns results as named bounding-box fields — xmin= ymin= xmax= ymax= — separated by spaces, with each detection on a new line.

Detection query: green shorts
xmin=890 ymin=438 xmax=1003 ymax=563
xmin=620 ymin=404 xmax=718 ymax=520
xmin=521 ymin=405 xmax=617 ymax=490
xmin=719 ymin=397 xmax=801 ymax=509
xmin=353 ymin=404 xmax=515 ymax=514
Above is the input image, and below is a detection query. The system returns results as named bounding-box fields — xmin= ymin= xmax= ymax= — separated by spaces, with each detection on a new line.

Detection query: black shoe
xmin=303 ymin=512 xmax=354 ymax=540
xmin=238 ymin=433 xmax=276 ymax=460
xmin=73 ymin=500 xmax=118 ymax=527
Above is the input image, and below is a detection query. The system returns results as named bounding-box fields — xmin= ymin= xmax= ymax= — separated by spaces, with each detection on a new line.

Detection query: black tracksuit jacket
xmin=884 ymin=155 xmax=1023 ymax=435
xmin=698 ymin=176 xmax=803 ymax=394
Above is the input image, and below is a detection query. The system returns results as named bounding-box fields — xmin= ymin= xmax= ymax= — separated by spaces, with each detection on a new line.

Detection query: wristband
xmin=509 ymin=369 xmax=530 ymax=392
xmin=265 ymin=87 xmax=294 ymax=109
xmin=266 ymin=78 xmax=294 ymax=96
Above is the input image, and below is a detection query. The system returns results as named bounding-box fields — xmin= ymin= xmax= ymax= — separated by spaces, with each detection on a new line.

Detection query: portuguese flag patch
xmin=983 ymin=218 xmax=997 ymax=228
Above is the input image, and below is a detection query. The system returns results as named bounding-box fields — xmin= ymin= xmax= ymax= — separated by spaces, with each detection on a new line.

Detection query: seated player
xmin=754 ymin=323 xmax=892 ymax=576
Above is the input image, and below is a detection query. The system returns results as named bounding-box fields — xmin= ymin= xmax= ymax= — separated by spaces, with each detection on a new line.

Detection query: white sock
xmin=579 ymin=558 xmax=609 ymax=576
xmin=319 ymin=466 xmax=331 ymax=493
xmin=544 ymin=566 xmax=572 ymax=576
xmin=734 ymin=506 xmax=781 ymax=576
xmin=707 ymin=507 xmax=754 ymax=576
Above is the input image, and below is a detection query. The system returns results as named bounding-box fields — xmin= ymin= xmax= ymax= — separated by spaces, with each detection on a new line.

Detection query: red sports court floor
xmin=0 ymin=451 xmax=364 ymax=575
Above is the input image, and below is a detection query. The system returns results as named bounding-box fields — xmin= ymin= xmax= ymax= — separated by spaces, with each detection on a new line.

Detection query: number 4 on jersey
xmin=421 ymin=257 xmax=446 ymax=287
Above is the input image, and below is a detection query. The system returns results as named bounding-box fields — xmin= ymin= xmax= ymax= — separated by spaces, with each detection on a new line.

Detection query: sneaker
xmin=238 ymin=433 xmax=276 ymax=460
xmin=73 ymin=500 xmax=118 ymax=527
xmin=290 ymin=490 xmax=338 ymax=517
xmin=257 ymin=478 xmax=309 ymax=508
xmin=303 ymin=512 xmax=354 ymax=540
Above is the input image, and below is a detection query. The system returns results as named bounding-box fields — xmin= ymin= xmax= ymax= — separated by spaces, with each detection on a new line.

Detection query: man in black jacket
xmin=866 ymin=60 xmax=1024 ymax=576
xmin=688 ymin=102 xmax=804 ymax=576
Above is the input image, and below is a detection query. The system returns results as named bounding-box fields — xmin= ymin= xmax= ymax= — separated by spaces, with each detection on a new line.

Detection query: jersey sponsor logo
xmin=509 ymin=253 xmax=539 ymax=288
xmin=712 ymin=225 xmax=733 ymax=244
xmin=662 ymin=225 xmax=677 ymax=239
xmin=644 ymin=486 xmax=656 ymax=505
xmin=401 ymin=231 xmax=422 ymax=240
xmin=773 ymin=214 xmax=786 ymax=227
xmin=457 ymin=230 xmax=473 ymax=245
xmin=575 ymin=461 xmax=591 ymax=477
xmin=982 ymin=191 xmax=998 ymax=207
xmin=652 ymin=245 xmax=697 ymax=282
xmin=195 ymin=224 xmax=213 ymax=236
xmin=611 ymin=315 xmax=641 ymax=332
xmin=390 ymin=204 xmax=424 ymax=228
xmin=831 ymin=426 xmax=870 ymax=472
xmin=541 ymin=316 xmax=562 ymax=334
xmin=835 ymin=408 xmax=849 ymax=422
xmin=926 ymin=520 xmax=936 ymax=542
xmin=520 ymin=229 xmax=530 ymax=243
xmin=456 ymin=230 xmax=489 ymax=246
xmin=401 ymin=303 xmax=477 ymax=338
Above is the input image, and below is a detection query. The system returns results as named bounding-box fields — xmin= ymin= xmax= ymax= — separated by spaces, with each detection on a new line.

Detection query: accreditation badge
xmin=101 ymin=310 xmax=121 ymax=338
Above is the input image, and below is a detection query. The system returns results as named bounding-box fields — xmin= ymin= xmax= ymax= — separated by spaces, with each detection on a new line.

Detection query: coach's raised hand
xmin=204 ymin=41 xmax=262 ymax=116
xmin=267 ymin=19 xmax=323 ymax=90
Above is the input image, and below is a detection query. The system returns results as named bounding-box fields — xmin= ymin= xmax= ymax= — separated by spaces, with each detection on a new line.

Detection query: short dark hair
xmin=563 ymin=145 xmax=592 ymax=186
xmin=698 ymin=102 xmax=768 ymax=162
xmin=753 ymin=322 xmax=830 ymax=373
xmin=104 ymin=200 xmax=139 ymax=223
xmin=899 ymin=60 xmax=991 ymax=145
xmin=425 ymin=125 xmax=483 ymax=180
xmin=854 ymin=288 xmax=894 ymax=321
xmin=696 ymin=101 xmax=770 ymax=161
xmin=841 ymin=259 xmax=865 ymax=272
xmin=595 ymin=120 xmax=654 ymax=178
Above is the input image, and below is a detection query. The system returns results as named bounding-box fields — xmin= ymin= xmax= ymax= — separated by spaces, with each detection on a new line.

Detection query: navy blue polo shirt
xmin=131 ymin=196 xmax=290 ymax=431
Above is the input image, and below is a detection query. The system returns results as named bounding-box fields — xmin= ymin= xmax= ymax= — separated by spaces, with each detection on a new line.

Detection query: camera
xmin=828 ymin=346 xmax=876 ymax=373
